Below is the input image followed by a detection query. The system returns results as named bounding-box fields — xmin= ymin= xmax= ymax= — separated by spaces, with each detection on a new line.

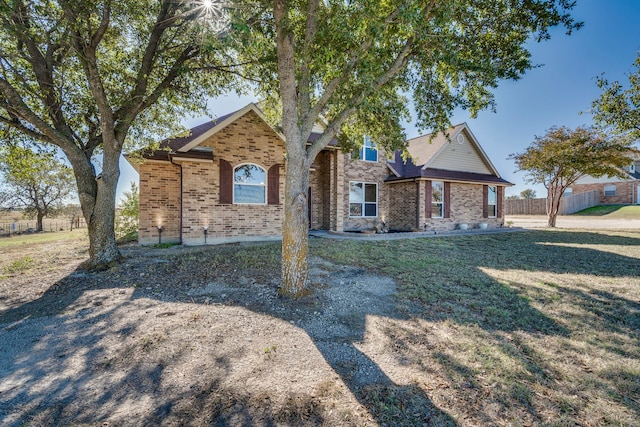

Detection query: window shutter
xmin=444 ymin=182 xmax=451 ymax=218
xmin=268 ymin=164 xmax=280 ymax=205
xmin=425 ymin=180 xmax=432 ymax=218
xmin=497 ymin=186 xmax=504 ymax=218
xmin=482 ymin=185 xmax=489 ymax=218
xmin=219 ymin=159 xmax=233 ymax=204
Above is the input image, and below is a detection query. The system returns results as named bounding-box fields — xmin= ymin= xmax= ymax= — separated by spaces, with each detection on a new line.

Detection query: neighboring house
xmin=571 ymin=156 xmax=640 ymax=205
xmin=129 ymin=103 xmax=512 ymax=245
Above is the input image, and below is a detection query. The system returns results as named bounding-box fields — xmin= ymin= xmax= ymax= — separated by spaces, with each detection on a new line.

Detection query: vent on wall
xmin=456 ymin=134 xmax=464 ymax=144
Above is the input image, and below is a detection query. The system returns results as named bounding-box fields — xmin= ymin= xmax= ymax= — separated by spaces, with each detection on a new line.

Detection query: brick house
xmin=570 ymin=157 xmax=640 ymax=205
xmin=129 ymin=103 xmax=512 ymax=245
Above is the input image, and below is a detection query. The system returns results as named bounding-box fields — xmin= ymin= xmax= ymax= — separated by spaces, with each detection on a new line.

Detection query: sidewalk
xmin=506 ymin=215 xmax=640 ymax=230
xmin=310 ymin=227 xmax=525 ymax=241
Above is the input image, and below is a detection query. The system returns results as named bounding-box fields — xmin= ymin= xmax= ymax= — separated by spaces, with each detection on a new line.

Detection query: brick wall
xmin=138 ymin=160 xmax=182 ymax=245
xmin=138 ymin=110 xmax=286 ymax=245
xmin=424 ymin=183 xmax=503 ymax=231
xmin=388 ymin=181 xmax=418 ymax=231
xmin=341 ymin=151 xmax=390 ymax=231
xmin=572 ymin=181 xmax=637 ymax=204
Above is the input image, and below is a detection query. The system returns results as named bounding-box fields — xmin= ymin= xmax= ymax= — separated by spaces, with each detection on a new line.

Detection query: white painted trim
xmin=348 ymin=181 xmax=379 ymax=218
xmin=170 ymin=157 xmax=213 ymax=164
xmin=421 ymin=124 xmax=501 ymax=177
xmin=386 ymin=163 xmax=401 ymax=177
xmin=232 ymin=162 xmax=267 ymax=205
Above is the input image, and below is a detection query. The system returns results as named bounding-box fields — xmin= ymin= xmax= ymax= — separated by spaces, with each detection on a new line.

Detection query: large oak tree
xmin=510 ymin=126 xmax=637 ymax=227
xmin=248 ymin=0 xmax=582 ymax=296
xmin=0 ymin=0 xmax=242 ymax=267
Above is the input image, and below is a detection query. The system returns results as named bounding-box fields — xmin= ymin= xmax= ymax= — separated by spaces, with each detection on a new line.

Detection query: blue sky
xmin=118 ymin=0 xmax=640 ymax=200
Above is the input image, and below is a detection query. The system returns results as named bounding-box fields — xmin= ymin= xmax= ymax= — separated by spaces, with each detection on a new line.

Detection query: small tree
xmin=510 ymin=126 xmax=637 ymax=227
xmin=520 ymin=189 xmax=537 ymax=199
xmin=592 ymin=53 xmax=640 ymax=139
xmin=115 ymin=182 xmax=139 ymax=241
xmin=0 ymin=145 xmax=75 ymax=231
xmin=506 ymin=195 xmax=520 ymax=200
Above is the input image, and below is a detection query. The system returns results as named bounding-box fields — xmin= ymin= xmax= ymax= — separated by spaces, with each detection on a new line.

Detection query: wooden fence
xmin=505 ymin=190 xmax=598 ymax=216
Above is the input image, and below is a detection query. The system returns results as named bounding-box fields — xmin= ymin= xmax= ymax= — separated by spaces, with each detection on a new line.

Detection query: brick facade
xmin=341 ymin=151 xmax=391 ymax=231
xmin=137 ymin=108 xmax=509 ymax=244
xmin=139 ymin=160 xmax=182 ymax=244
xmin=572 ymin=181 xmax=639 ymax=205
xmin=138 ymin=110 xmax=285 ymax=245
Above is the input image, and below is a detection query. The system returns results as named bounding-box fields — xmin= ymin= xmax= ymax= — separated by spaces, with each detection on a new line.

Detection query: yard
xmin=1 ymin=227 xmax=639 ymax=426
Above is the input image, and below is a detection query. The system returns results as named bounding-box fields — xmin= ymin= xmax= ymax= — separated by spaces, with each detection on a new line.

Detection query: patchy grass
xmin=573 ymin=204 xmax=640 ymax=218
xmin=0 ymin=228 xmax=87 ymax=249
xmin=310 ymin=229 xmax=640 ymax=425
xmin=2 ymin=229 xmax=640 ymax=425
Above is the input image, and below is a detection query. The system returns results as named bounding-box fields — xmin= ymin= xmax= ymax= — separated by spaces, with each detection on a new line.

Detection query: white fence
xmin=505 ymin=190 xmax=599 ymax=216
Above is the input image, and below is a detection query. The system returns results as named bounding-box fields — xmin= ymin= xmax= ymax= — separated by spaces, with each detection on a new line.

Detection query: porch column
xmin=333 ymin=150 xmax=344 ymax=232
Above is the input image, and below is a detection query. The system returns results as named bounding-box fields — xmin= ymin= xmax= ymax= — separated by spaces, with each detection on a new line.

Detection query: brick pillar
xmin=334 ymin=150 xmax=344 ymax=232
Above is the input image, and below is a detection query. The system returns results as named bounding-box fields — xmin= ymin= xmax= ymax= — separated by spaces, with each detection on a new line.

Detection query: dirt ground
xmin=0 ymin=238 xmax=451 ymax=426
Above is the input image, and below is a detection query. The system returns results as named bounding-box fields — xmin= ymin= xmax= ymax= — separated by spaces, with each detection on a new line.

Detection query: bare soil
xmin=0 ymin=239 xmax=446 ymax=426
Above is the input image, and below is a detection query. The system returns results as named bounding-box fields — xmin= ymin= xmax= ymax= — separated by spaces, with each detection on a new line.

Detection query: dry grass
xmin=312 ymin=229 xmax=640 ymax=425
xmin=1 ymin=229 xmax=639 ymax=426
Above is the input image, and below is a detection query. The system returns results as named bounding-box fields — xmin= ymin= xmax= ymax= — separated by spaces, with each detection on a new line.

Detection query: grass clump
xmin=3 ymin=255 xmax=36 ymax=274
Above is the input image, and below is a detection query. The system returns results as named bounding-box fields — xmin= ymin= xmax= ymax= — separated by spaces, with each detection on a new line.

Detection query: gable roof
xmin=403 ymin=123 xmax=500 ymax=176
xmin=387 ymin=123 xmax=512 ymax=186
xmin=136 ymin=103 xmax=338 ymax=164
xmin=386 ymin=151 xmax=512 ymax=185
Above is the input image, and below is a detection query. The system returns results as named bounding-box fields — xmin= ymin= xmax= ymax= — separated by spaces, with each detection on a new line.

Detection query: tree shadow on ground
xmin=1 ymin=230 xmax=639 ymax=425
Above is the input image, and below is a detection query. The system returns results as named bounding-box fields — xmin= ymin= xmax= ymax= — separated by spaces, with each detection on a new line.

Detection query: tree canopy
xmin=246 ymin=0 xmax=583 ymax=295
xmin=510 ymin=126 xmax=637 ymax=227
xmin=520 ymin=189 xmax=537 ymax=199
xmin=0 ymin=145 xmax=75 ymax=231
xmin=592 ymin=53 xmax=640 ymax=141
xmin=0 ymin=0 xmax=246 ymax=266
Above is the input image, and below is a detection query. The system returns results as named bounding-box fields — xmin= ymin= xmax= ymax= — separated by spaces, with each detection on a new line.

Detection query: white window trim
xmin=233 ymin=163 xmax=267 ymax=205
xmin=604 ymin=185 xmax=616 ymax=197
xmin=349 ymin=181 xmax=378 ymax=218
xmin=359 ymin=136 xmax=378 ymax=163
xmin=488 ymin=185 xmax=497 ymax=218
xmin=431 ymin=181 xmax=444 ymax=219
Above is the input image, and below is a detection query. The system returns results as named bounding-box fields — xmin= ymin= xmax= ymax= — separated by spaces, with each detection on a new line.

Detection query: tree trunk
xmin=546 ymin=188 xmax=561 ymax=228
xmin=36 ymin=210 xmax=44 ymax=232
xmin=280 ymin=151 xmax=311 ymax=297
xmin=64 ymin=140 xmax=122 ymax=269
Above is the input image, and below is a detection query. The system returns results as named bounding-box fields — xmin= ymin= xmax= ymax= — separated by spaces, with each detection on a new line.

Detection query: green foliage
xmin=4 ymin=255 xmax=36 ymax=274
xmin=115 ymin=181 xmax=139 ymax=239
xmin=520 ymin=189 xmax=537 ymax=199
xmin=0 ymin=0 xmax=247 ymax=264
xmin=510 ymin=126 xmax=637 ymax=226
xmin=249 ymin=0 xmax=583 ymax=155
xmin=592 ymin=53 xmax=640 ymax=140
xmin=0 ymin=145 xmax=75 ymax=230
xmin=511 ymin=126 xmax=636 ymax=189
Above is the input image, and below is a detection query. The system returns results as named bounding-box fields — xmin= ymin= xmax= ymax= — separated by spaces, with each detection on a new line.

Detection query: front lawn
xmin=311 ymin=230 xmax=640 ymax=425
xmin=1 ymin=229 xmax=639 ymax=426
xmin=573 ymin=204 xmax=640 ymax=218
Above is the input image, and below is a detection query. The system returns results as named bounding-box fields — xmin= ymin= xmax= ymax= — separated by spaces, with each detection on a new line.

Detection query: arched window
xmin=233 ymin=164 xmax=266 ymax=204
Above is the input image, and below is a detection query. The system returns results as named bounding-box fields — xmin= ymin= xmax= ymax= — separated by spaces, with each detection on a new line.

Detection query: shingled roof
xmin=386 ymin=123 xmax=513 ymax=186
xmin=136 ymin=103 xmax=336 ymax=164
